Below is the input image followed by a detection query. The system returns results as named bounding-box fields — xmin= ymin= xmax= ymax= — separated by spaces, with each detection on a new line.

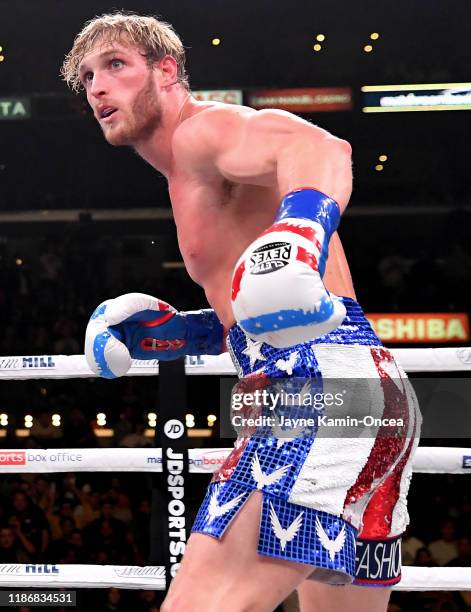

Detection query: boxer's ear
xmin=158 ymin=55 xmax=179 ymax=88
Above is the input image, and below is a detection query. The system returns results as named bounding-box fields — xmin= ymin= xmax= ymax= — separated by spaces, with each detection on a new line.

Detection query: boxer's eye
xmin=110 ymin=58 xmax=124 ymax=70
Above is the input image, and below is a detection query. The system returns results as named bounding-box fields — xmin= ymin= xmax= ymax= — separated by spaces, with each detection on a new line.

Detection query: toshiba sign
xmin=368 ymin=313 xmax=470 ymax=343
xmin=0 ymin=452 xmax=26 ymax=465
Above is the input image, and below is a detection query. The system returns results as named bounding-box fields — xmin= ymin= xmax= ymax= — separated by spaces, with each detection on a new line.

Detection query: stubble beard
xmin=103 ymin=70 xmax=162 ymax=147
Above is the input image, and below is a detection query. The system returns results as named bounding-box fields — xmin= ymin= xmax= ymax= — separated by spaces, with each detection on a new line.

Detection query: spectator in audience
xmin=429 ymin=520 xmax=459 ymax=566
xmin=46 ymin=517 xmax=76 ymax=562
xmin=446 ymin=536 xmax=471 ymax=567
xmin=59 ymin=473 xmax=81 ymax=506
xmin=48 ymin=500 xmax=76 ymax=540
xmin=0 ymin=525 xmax=32 ymax=562
xmin=446 ymin=536 xmax=471 ymax=608
xmin=132 ymin=498 xmax=151 ymax=561
xmin=401 ymin=527 xmax=425 ymax=565
xmin=112 ymin=493 xmax=133 ymax=525
xmin=66 ymin=528 xmax=88 ymax=563
xmin=137 ymin=590 xmax=160 ymax=612
xmin=73 ymin=487 xmax=101 ymax=529
xmin=125 ymin=530 xmax=145 ymax=566
xmin=86 ymin=501 xmax=127 ymax=539
xmin=104 ymin=587 xmax=127 ymax=611
xmin=89 ymin=520 xmax=127 ymax=563
xmin=6 ymin=491 xmax=49 ymax=558
xmin=414 ymin=546 xmax=438 ymax=567
xmin=119 ymin=422 xmax=152 ymax=448
xmin=39 ymin=241 xmax=64 ymax=286
xmin=430 ymin=592 xmax=462 ymax=612
xmin=31 ymin=476 xmax=56 ymax=516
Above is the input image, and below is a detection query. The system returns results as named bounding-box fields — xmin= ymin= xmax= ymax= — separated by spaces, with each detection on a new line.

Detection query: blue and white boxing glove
xmin=85 ymin=293 xmax=225 ymax=379
xmin=231 ymin=188 xmax=346 ymax=348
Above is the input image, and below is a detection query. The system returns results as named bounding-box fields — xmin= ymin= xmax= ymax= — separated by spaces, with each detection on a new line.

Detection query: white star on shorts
xmin=242 ymin=337 xmax=267 ymax=369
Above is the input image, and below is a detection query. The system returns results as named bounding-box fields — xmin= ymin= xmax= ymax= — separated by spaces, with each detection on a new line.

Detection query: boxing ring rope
xmin=0 ymin=564 xmax=468 ymax=592
xmin=0 ymin=347 xmax=470 ymax=591
xmin=1 ymin=345 xmax=471 ymax=379
xmin=0 ymin=446 xmax=470 ymax=475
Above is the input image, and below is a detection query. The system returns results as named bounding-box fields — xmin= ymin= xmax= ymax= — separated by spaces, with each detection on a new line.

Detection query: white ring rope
xmin=0 ymin=564 xmax=469 ymax=591
xmin=1 ymin=346 xmax=471 ymax=379
xmin=0 ymin=565 xmax=165 ymax=589
xmin=0 ymin=447 xmax=469 ymax=475
xmin=397 ymin=567 xmax=471 ymax=591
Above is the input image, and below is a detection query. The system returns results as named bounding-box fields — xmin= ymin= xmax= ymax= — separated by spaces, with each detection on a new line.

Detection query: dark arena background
xmin=0 ymin=1 xmax=470 ymax=611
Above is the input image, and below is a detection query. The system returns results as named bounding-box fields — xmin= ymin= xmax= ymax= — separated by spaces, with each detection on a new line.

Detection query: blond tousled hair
xmin=61 ymin=12 xmax=189 ymax=92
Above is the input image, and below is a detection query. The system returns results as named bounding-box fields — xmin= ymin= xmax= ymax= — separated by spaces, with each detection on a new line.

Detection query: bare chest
xmin=168 ymin=173 xmax=279 ymax=285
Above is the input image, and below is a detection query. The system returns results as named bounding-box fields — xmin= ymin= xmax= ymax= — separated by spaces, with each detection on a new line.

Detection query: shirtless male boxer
xmin=63 ymin=13 xmax=421 ymax=612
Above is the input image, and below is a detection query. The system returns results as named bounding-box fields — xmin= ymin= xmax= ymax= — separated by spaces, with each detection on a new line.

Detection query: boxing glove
xmin=231 ymin=188 xmax=346 ymax=347
xmin=85 ymin=293 xmax=225 ymax=378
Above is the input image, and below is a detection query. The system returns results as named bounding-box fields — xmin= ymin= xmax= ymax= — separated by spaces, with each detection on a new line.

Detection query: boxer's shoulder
xmin=173 ymin=102 xmax=254 ymax=154
xmin=171 ymin=103 xmax=252 ymax=179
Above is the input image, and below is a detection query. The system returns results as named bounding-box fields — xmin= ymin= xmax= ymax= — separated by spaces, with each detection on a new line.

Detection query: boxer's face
xmin=79 ymin=41 xmax=162 ymax=146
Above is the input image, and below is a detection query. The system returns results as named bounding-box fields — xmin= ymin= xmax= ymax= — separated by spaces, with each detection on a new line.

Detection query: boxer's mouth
xmin=100 ymin=107 xmax=117 ymax=119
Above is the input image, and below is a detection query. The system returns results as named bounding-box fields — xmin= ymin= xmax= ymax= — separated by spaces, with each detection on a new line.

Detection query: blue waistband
xmin=310 ymin=297 xmax=380 ymax=346
xmin=228 ymin=297 xmax=381 ymax=372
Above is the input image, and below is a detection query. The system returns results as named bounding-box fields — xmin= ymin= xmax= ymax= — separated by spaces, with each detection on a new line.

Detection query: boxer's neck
xmin=134 ymin=88 xmax=196 ymax=178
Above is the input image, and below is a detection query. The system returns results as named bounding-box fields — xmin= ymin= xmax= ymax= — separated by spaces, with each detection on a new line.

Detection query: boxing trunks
xmin=192 ymin=297 xmax=421 ymax=586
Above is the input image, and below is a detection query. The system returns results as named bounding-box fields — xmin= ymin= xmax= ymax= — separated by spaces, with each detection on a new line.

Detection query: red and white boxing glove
xmin=231 ymin=188 xmax=346 ymax=348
